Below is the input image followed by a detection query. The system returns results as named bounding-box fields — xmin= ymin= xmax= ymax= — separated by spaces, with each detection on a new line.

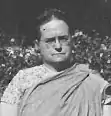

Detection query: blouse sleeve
xmin=0 ymin=70 xmax=26 ymax=105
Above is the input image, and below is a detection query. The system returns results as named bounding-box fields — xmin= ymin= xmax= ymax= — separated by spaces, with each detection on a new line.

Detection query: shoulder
xmin=88 ymin=70 xmax=108 ymax=93
xmin=76 ymin=64 xmax=108 ymax=92
xmin=12 ymin=64 xmax=49 ymax=89
xmin=0 ymin=65 xmax=47 ymax=104
xmin=18 ymin=65 xmax=47 ymax=79
xmin=76 ymin=64 xmax=107 ymax=86
xmin=22 ymin=65 xmax=45 ymax=75
xmin=75 ymin=64 xmax=92 ymax=74
xmin=76 ymin=64 xmax=109 ymax=94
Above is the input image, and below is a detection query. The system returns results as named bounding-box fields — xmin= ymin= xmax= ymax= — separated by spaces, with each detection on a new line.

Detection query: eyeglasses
xmin=40 ymin=35 xmax=71 ymax=46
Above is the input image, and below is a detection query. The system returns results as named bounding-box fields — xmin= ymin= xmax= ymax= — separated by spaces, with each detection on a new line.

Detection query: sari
xmin=18 ymin=64 xmax=103 ymax=116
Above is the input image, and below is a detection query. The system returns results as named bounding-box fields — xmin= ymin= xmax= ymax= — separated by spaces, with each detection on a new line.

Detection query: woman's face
xmin=39 ymin=18 xmax=72 ymax=64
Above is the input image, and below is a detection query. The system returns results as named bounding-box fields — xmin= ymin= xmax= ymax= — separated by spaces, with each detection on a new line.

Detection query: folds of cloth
xmin=18 ymin=64 xmax=102 ymax=116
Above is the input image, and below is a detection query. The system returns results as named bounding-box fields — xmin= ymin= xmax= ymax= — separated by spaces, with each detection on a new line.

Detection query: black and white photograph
xmin=0 ymin=0 xmax=111 ymax=116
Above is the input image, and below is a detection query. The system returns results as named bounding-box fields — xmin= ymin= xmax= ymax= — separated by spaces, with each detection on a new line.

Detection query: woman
xmin=0 ymin=8 xmax=111 ymax=116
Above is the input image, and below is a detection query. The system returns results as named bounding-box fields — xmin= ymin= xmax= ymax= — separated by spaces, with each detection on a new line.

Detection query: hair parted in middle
xmin=35 ymin=8 xmax=73 ymax=42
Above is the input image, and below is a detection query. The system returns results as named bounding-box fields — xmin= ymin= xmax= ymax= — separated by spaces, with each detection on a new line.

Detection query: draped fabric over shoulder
xmin=18 ymin=64 xmax=102 ymax=116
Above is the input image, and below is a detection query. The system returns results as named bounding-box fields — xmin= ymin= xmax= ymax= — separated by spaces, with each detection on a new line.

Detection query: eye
xmin=59 ymin=36 xmax=69 ymax=41
xmin=45 ymin=37 xmax=55 ymax=43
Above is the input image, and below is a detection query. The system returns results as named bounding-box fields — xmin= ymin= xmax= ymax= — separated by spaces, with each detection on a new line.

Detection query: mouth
xmin=52 ymin=53 xmax=65 ymax=56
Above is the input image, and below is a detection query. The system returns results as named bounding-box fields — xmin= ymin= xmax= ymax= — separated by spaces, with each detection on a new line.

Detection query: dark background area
xmin=0 ymin=0 xmax=111 ymax=41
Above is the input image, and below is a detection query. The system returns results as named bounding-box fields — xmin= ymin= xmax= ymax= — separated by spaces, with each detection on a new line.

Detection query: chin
xmin=51 ymin=57 xmax=69 ymax=63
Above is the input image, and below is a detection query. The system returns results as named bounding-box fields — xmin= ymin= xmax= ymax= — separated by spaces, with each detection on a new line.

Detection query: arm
xmin=102 ymin=84 xmax=111 ymax=116
xmin=0 ymin=102 xmax=18 ymax=116
xmin=89 ymin=71 xmax=111 ymax=116
xmin=0 ymin=70 xmax=25 ymax=116
xmin=103 ymin=105 xmax=111 ymax=116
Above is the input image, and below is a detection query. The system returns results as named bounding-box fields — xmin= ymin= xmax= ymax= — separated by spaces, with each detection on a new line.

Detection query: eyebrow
xmin=46 ymin=35 xmax=68 ymax=39
xmin=43 ymin=36 xmax=70 ymax=44
xmin=44 ymin=37 xmax=55 ymax=42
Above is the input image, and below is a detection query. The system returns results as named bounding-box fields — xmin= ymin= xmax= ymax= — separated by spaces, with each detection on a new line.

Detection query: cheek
xmin=63 ymin=46 xmax=72 ymax=52
xmin=40 ymin=45 xmax=51 ymax=56
xmin=67 ymin=41 xmax=72 ymax=46
xmin=63 ymin=41 xmax=72 ymax=51
xmin=40 ymin=43 xmax=52 ymax=51
xmin=44 ymin=44 xmax=51 ymax=49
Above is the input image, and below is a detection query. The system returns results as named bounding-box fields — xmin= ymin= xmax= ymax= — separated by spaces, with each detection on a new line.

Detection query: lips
xmin=52 ymin=53 xmax=65 ymax=56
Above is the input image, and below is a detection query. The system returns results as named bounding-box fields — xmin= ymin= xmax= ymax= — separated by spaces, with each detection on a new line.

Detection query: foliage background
xmin=0 ymin=29 xmax=111 ymax=97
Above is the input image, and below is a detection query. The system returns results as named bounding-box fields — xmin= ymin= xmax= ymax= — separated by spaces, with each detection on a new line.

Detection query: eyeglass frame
xmin=39 ymin=34 xmax=72 ymax=47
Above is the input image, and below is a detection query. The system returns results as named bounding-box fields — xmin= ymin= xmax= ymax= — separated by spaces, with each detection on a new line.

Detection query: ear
xmin=34 ymin=39 xmax=40 ymax=52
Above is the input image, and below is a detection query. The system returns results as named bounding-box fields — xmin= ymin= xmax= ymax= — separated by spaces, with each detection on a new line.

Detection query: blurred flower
xmin=74 ymin=31 xmax=83 ymax=37
xmin=101 ymin=44 xmax=107 ymax=50
xmin=100 ymin=53 xmax=103 ymax=57
xmin=10 ymin=38 xmax=15 ymax=42
xmin=19 ymin=53 xmax=23 ymax=57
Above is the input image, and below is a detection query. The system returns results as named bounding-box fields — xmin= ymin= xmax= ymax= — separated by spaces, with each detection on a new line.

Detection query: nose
xmin=54 ymin=38 xmax=62 ymax=52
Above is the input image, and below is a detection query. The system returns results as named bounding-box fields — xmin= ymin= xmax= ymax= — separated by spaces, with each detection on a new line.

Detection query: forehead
xmin=40 ymin=19 xmax=69 ymax=39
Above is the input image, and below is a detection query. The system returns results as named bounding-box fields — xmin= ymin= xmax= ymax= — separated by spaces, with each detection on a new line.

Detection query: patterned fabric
xmin=0 ymin=65 xmax=54 ymax=105
xmin=18 ymin=64 xmax=108 ymax=116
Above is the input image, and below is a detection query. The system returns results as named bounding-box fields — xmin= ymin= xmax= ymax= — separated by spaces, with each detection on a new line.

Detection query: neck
xmin=44 ymin=60 xmax=73 ymax=72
